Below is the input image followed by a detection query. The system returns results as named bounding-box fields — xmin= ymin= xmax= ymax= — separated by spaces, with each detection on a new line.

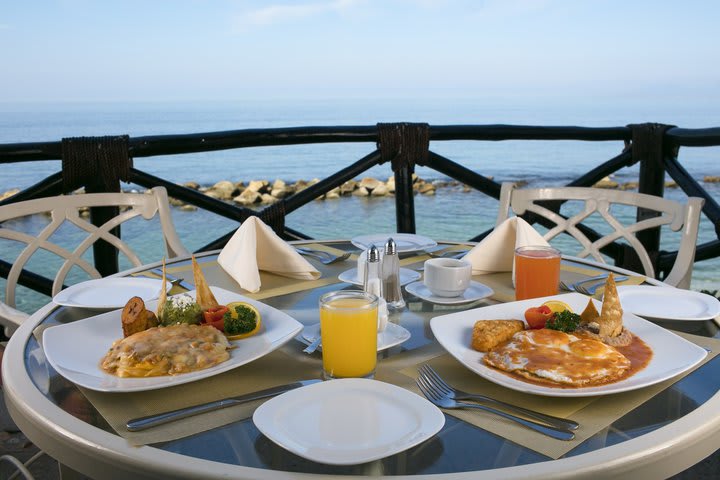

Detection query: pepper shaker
xmin=382 ymin=238 xmax=406 ymax=310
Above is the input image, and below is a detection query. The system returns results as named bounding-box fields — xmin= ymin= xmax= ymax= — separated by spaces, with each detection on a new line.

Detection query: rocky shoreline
xmin=2 ymin=174 xmax=719 ymax=207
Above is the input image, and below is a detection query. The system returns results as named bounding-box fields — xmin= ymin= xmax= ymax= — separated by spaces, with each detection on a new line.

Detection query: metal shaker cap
xmin=384 ymin=237 xmax=397 ymax=255
xmin=367 ymin=245 xmax=381 ymax=262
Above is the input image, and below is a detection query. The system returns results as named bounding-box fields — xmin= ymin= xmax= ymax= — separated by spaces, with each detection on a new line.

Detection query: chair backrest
xmin=496 ymin=182 xmax=704 ymax=288
xmin=0 ymin=186 xmax=190 ymax=308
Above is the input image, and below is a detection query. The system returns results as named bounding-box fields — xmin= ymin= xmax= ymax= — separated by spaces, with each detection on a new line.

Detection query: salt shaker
xmin=382 ymin=238 xmax=406 ymax=310
xmin=363 ymin=245 xmax=389 ymax=331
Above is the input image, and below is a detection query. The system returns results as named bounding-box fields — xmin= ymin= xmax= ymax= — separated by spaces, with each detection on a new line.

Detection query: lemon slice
xmin=542 ymin=300 xmax=573 ymax=314
xmin=224 ymin=301 xmax=262 ymax=340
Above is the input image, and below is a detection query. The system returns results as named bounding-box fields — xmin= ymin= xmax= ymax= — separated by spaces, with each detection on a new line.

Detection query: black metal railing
xmin=1 ymin=122 xmax=719 ymax=298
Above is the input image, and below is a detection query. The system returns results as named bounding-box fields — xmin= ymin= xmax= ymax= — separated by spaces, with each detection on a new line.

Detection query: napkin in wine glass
xmin=463 ymin=217 xmax=549 ymax=275
xmin=217 ymin=217 xmax=320 ymax=293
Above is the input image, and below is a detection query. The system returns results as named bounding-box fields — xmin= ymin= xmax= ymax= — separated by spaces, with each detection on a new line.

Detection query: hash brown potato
xmin=471 ymin=319 xmax=525 ymax=352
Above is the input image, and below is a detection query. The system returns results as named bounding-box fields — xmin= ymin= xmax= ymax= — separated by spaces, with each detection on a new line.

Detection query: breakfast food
xmin=121 ymin=296 xmax=158 ymax=337
xmin=101 ymin=323 xmax=231 ymax=377
xmin=159 ymin=293 xmax=202 ymax=325
xmin=577 ymin=273 xmax=632 ymax=347
xmin=471 ymin=319 xmax=525 ymax=352
xmin=483 ymin=329 xmax=632 ymax=387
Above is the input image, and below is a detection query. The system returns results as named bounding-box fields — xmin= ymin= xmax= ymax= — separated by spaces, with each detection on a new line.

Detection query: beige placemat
xmin=398 ymin=332 xmax=720 ymax=459
xmin=81 ymin=350 xmax=324 ymax=446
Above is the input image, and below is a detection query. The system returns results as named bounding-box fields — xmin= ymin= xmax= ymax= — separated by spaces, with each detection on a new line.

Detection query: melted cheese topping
xmin=483 ymin=329 xmax=631 ymax=387
xmin=101 ymin=324 xmax=231 ymax=378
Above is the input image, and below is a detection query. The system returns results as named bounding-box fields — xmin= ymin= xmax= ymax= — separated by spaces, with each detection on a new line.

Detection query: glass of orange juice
xmin=319 ymin=290 xmax=378 ymax=380
xmin=514 ymin=246 xmax=561 ymax=300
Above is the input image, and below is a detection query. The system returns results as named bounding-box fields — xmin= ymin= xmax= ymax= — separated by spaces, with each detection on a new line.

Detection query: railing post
xmin=61 ymin=136 xmax=132 ymax=276
xmin=377 ymin=123 xmax=430 ymax=233
xmin=625 ymin=123 xmax=675 ymax=275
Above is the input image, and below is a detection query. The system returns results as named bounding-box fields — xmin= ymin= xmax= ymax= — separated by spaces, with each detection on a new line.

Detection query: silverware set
xmin=149 ymin=268 xmax=194 ymax=290
xmin=295 ymin=247 xmax=351 ymax=264
xmin=416 ymin=364 xmax=578 ymax=440
xmin=559 ymin=273 xmax=628 ymax=295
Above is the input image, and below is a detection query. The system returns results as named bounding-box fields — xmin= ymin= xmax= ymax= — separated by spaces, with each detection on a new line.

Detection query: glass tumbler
xmin=514 ymin=245 xmax=561 ymax=300
xmin=319 ymin=290 xmax=378 ymax=379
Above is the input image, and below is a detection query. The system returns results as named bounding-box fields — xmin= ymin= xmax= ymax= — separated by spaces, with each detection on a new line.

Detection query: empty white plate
xmin=351 ymin=233 xmax=437 ymax=253
xmin=302 ymin=322 xmax=411 ymax=352
xmin=52 ymin=277 xmax=168 ymax=309
xmin=616 ymin=285 xmax=720 ymax=321
xmin=405 ymin=280 xmax=494 ymax=305
xmin=253 ymin=378 xmax=444 ymax=465
xmin=338 ymin=267 xmax=420 ymax=286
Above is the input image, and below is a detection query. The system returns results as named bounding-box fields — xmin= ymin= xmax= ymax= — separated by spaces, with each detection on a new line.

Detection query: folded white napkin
xmin=217 ymin=217 xmax=320 ymax=293
xmin=463 ymin=217 xmax=549 ymax=275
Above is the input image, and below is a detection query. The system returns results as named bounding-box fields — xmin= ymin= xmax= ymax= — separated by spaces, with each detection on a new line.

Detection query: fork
xmin=295 ymin=247 xmax=351 ymax=265
xmin=574 ymin=275 xmax=628 ymax=295
xmin=560 ymin=274 xmax=627 ymax=294
xmin=418 ymin=364 xmax=578 ymax=431
xmin=416 ymin=376 xmax=575 ymax=441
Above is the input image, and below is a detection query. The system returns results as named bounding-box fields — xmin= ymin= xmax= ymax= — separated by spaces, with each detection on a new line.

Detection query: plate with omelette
xmin=430 ymin=275 xmax=708 ymax=397
xmin=43 ymin=258 xmax=303 ymax=392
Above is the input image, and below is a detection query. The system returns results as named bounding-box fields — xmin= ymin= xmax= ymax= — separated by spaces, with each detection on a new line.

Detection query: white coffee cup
xmin=423 ymin=258 xmax=472 ymax=297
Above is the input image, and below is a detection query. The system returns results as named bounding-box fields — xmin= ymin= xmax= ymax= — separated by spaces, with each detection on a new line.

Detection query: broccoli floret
xmin=546 ymin=310 xmax=581 ymax=333
xmin=223 ymin=305 xmax=258 ymax=335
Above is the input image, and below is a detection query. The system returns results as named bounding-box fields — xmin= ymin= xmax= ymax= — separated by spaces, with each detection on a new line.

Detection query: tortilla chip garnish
xmin=192 ymin=255 xmax=219 ymax=310
xmin=580 ymin=298 xmax=600 ymax=324
xmin=157 ymin=258 xmax=168 ymax=320
xmin=597 ymin=273 xmax=624 ymax=337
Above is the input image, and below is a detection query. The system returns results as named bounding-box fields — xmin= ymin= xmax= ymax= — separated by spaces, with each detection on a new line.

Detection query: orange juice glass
xmin=514 ymin=246 xmax=561 ymax=300
xmin=319 ymin=290 xmax=378 ymax=379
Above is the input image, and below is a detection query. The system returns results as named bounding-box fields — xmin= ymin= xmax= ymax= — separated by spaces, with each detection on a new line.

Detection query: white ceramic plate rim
xmin=338 ymin=267 xmax=420 ymax=286
xmin=616 ymin=285 xmax=720 ymax=321
xmin=52 ymin=277 xmax=170 ymax=309
xmin=301 ymin=322 xmax=411 ymax=352
xmin=351 ymin=233 xmax=437 ymax=253
xmin=252 ymin=378 xmax=444 ymax=465
xmin=405 ymin=280 xmax=494 ymax=305
xmin=430 ymin=292 xmax=708 ymax=397
xmin=43 ymin=287 xmax=303 ymax=392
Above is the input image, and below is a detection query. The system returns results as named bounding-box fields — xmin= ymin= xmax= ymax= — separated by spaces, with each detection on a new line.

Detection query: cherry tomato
xmin=202 ymin=305 xmax=229 ymax=331
xmin=524 ymin=305 xmax=553 ymax=329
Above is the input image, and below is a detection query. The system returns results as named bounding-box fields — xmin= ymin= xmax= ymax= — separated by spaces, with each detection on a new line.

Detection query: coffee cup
xmin=423 ymin=258 xmax=472 ymax=297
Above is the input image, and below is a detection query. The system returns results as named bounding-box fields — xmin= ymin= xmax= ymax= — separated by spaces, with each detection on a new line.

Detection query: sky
xmin=1 ymin=0 xmax=719 ymax=104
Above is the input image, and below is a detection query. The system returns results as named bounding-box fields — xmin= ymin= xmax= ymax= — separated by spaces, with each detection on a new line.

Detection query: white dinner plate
xmin=43 ymin=287 xmax=302 ymax=392
xmin=430 ymin=292 xmax=708 ymax=397
xmin=301 ymin=322 xmax=411 ymax=352
xmin=52 ymin=277 xmax=169 ymax=309
xmin=616 ymin=285 xmax=720 ymax=321
xmin=405 ymin=280 xmax=494 ymax=305
xmin=338 ymin=267 xmax=420 ymax=286
xmin=253 ymin=378 xmax=444 ymax=465
xmin=351 ymin=233 xmax=437 ymax=253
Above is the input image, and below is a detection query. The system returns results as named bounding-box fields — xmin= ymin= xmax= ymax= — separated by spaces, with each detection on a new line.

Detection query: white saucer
xmin=405 ymin=280 xmax=494 ymax=305
xmin=338 ymin=267 xmax=420 ymax=286
xmin=253 ymin=378 xmax=444 ymax=465
xmin=616 ymin=285 xmax=720 ymax=321
xmin=302 ymin=322 xmax=411 ymax=352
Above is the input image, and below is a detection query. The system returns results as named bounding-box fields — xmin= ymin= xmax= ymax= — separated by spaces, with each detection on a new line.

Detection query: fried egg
xmin=483 ymin=329 xmax=631 ymax=387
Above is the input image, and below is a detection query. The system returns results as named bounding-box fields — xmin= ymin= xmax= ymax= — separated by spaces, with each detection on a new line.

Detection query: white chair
xmin=0 ymin=186 xmax=190 ymax=336
xmin=496 ymin=182 xmax=704 ymax=289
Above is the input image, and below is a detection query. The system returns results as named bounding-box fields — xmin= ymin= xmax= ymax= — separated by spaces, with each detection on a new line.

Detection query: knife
xmin=126 ymin=379 xmax=321 ymax=431
xmin=149 ymin=268 xmax=194 ymax=291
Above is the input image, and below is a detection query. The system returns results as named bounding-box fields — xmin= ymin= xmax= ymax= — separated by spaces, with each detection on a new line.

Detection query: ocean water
xmin=1 ymin=99 xmax=718 ymax=312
